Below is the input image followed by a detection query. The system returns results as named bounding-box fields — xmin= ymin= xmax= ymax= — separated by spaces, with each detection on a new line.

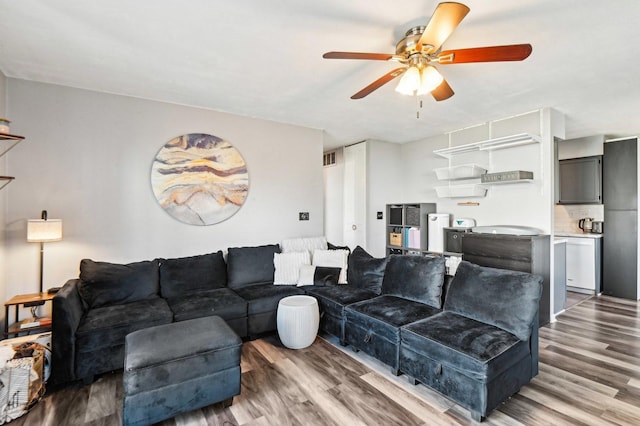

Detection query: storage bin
xmin=434 ymin=164 xmax=487 ymax=180
xmin=389 ymin=233 xmax=402 ymax=246
xmin=405 ymin=206 xmax=421 ymax=227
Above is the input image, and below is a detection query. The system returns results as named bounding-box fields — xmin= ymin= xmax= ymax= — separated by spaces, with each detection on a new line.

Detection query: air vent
xmin=323 ymin=151 xmax=336 ymax=167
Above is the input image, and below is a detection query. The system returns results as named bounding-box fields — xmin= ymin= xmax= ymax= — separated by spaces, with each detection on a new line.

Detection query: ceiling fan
xmin=323 ymin=2 xmax=532 ymax=101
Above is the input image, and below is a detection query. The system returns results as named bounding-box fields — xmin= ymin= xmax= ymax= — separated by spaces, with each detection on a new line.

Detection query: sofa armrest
xmin=51 ymin=279 xmax=85 ymax=385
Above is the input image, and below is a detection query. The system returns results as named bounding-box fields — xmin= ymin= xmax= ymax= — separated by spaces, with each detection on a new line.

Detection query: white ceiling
xmin=1 ymin=0 xmax=639 ymax=149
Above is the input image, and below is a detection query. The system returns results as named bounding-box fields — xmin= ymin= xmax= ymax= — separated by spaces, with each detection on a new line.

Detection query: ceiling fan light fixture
xmin=395 ymin=66 xmax=421 ymax=95
xmin=417 ymin=65 xmax=444 ymax=95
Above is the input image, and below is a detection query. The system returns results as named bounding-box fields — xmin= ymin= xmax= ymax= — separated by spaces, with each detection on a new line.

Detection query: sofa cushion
xmin=76 ymin=298 xmax=173 ymax=352
xmin=401 ymin=311 xmax=529 ymax=381
xmin=232 ymin=283 xmax=304 ymax=315
xmin=381 ymin=255 xmax=445 ymax=308
xmin=281 ymin=236 xmax=327 ymax=255
xmin=305 ymin=285 xmax=377 ymax=319
xmin=328 ymin=242 xmax=351 ymax=253
xmin=347 ymin=246 xmax=387 ymax=294
xmin=312 ymin=249 xmax=349 ymax=284
xmin=78 ymin=259 xmax=160 ymax=309
xmin=273 ymin=251 xmax=310 ymax=285
xmin=159 ymin=251 xmax=227 ymax=298
xmin=345 ymin=295 xmax=442 ymax=342
xmin=227 ymin=244 xmax=280 ymax=289
xmin=165 ymin=288 xmax=247 ymax=322
xmin=444 ymin=261 xmax=543 ymax=341
xmin=297 ymin=266 xmax=342 ymax=287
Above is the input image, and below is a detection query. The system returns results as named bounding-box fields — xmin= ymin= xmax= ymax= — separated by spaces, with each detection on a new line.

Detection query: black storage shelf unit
xmin=385 ymin=203 xmax=437 ymax=256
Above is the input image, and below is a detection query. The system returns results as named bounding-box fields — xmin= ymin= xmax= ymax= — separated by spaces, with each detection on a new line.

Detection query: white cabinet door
xmin=565 ymin=238 xmax=596 ymax=291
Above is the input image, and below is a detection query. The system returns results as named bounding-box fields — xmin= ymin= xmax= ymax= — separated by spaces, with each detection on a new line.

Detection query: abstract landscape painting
xmin=151 ymin=133 xmax=249 ymax=225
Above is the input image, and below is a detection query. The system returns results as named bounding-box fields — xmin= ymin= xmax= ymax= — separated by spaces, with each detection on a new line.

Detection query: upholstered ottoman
xmin=122 ymin=316 xmax=242 ymax=426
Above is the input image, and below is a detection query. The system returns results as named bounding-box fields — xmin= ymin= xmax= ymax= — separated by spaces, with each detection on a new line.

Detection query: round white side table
xmin=277 ymin=295 xmax=319 ymax=349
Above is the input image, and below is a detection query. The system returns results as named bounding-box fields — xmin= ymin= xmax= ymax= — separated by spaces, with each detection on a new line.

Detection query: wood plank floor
xmin=13 ymin=294 xmax=640 ymax=425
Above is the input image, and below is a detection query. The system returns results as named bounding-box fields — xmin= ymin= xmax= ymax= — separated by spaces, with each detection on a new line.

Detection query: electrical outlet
xmin=299 ymin=212 xmax=309 ymax=221
xmin=377 ymin=211 xmax=383 ymax=220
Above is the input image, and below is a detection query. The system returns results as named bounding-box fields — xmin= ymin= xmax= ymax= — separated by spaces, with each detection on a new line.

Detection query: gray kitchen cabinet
xmin=558 ymin=156 xmax=602 ymax=204
xmin=460 ymin=233 xmax=551 ymax=326
xmin=603 ymin=137 xmax=638 ymax=299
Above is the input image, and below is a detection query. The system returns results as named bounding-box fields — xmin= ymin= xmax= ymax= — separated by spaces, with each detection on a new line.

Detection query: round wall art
xmin=151 ymin=133 xmax=249 ymax=225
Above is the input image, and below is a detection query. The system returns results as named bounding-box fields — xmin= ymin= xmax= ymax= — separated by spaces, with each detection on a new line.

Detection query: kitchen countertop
xmin=555 ymin=232 xmax=603 ymax=239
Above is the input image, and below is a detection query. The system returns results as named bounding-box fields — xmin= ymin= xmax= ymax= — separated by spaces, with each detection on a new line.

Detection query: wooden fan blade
xmin=431 ymin=78 xmax=454 ymax=101
xmin=418 ymin=2 xmax=470 ymax=54
xmin=351 ymin=68 xmax=406 ymax=99
xmin=437 ymin=44 xmax=533 ymax=64
xmin=323 ymin=51 xmax=394 ymax=61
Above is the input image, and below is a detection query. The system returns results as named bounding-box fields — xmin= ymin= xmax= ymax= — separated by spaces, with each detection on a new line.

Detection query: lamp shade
xmin=395 ymin=66 xmax=421 ymax=95
xmin=27 ymin=219 xmax=62 ymax=242
xmin=417 ymin=65 xmax=444 ymax=95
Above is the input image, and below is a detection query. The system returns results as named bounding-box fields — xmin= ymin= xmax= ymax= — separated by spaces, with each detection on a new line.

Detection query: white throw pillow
xmin=274 ymin=251 xmax=310 ymax=285
xmin=297 ymin=264 xmax=316 ymax=287
xmin=312 ymin=249 xmax=349 ymax=284
xmin=281 ymin=237 xmax=328 ymax=255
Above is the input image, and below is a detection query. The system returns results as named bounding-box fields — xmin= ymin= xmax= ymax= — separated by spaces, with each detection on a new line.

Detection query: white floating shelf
xmin=434 ymin=164 xmax=487 ymax=181
xmin=433 ymin=133 xmax=541 ymax=158
xmin=487 ymin=179 xmax=534 ymax=185
xmin=435 ymin=184 xmax=488 ymax=198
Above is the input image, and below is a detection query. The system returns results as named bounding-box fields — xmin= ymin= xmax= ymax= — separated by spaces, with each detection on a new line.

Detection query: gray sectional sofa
xmin=51 ymin=241 xmax=542 ymax=422
xmin=51 ymin=244 xmax=304 ymax=386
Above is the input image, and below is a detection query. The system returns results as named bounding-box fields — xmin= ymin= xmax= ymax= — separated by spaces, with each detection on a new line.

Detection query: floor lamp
xmin=27 ymin=210 xmax=63 ymax=295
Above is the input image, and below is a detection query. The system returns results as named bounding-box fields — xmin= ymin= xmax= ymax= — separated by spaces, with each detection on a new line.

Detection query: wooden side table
xmin=4 ymin=292 xmax=55 ymax=338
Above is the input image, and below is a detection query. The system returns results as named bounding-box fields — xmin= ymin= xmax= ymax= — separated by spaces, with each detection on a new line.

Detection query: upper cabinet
xmin=557 ymin=156 xmax=602 ymax=204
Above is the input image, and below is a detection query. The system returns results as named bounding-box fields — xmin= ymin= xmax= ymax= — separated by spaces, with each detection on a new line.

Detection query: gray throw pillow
xmin=78 ymin=259 xmax=159 ymax=309
xmin=313 ymin=266 xmax=342 ymax=286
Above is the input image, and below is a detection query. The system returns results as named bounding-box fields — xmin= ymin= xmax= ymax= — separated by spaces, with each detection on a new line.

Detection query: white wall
xmin=400 ymin=109 xmax=565 ymax=234
xmin=5 ymin=79 xmax=324 ymax=301
xmin=0 ymin=71 xmax=7 ymax=330
xmin=323 ymin=140 xmax=402 ymax=256
xmin=557 ymin=135 xmax=604 ymax=159
xmin=366 ymin=140 xmax=401 ymax=257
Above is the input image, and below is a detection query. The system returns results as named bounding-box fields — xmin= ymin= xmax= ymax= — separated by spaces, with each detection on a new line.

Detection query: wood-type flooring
xmin=13 ymin=295 xmax=640 ymax=425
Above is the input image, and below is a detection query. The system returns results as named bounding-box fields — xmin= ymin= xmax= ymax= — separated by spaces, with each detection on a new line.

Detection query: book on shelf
xmin=18 ymin=317 xmax=51 ymax=329
xmin=38 ymin=317 xmax=52 ymax=327
xmin=19 ymin=319 xmax=40 ymax=329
